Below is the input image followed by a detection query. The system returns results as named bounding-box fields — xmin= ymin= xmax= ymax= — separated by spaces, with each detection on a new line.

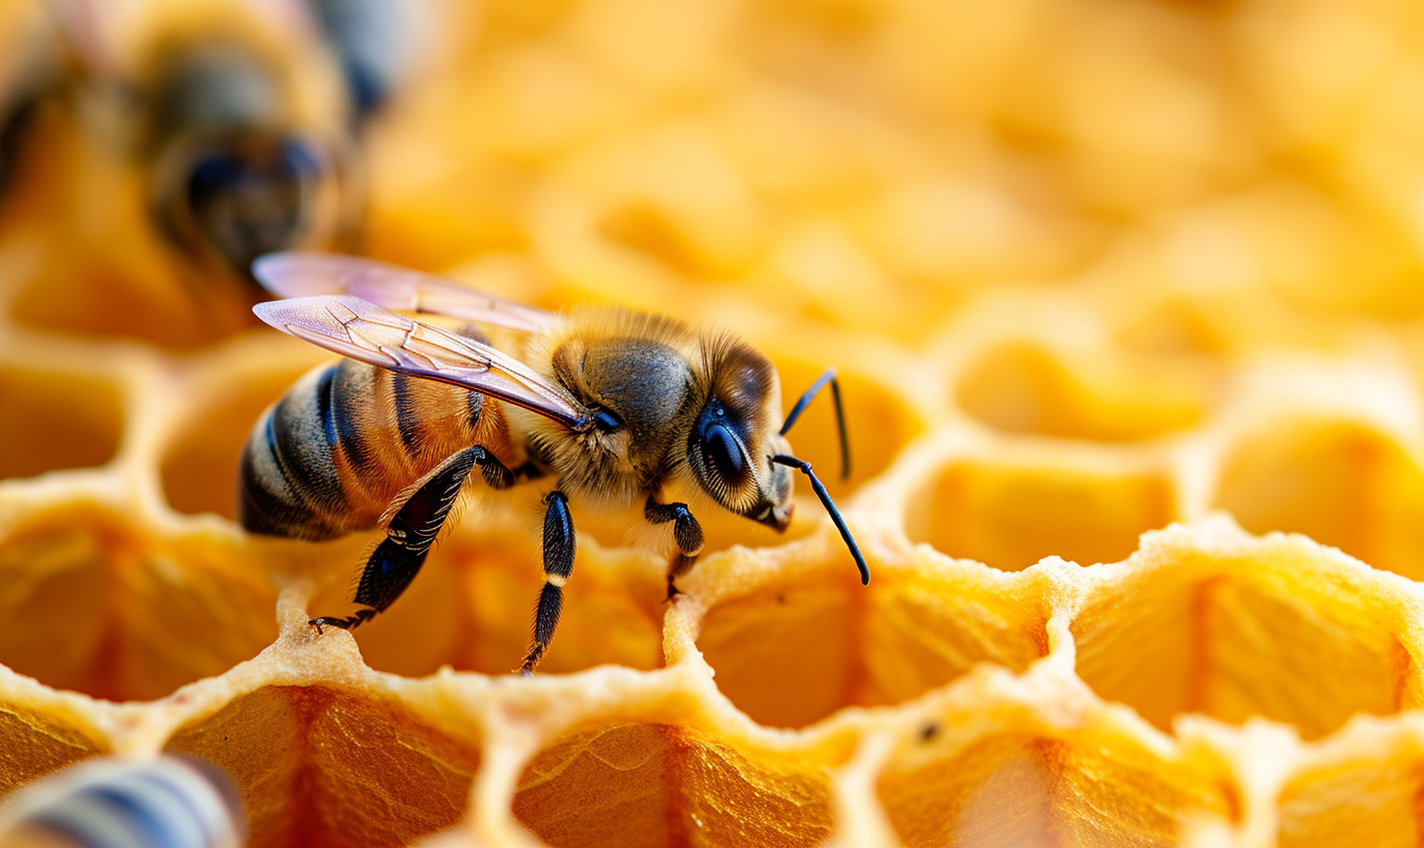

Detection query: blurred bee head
xmin=0 ymin=0 xmax=63 ymax=198
xmin=143 ymin=37 xmax=357 ymax=289
xmin=66 ymin=0 xmax=363 ymax=295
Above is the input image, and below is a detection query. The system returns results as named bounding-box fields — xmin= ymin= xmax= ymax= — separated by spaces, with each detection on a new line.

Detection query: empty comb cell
xmin=904 ymin=453 xmax=1178 ymax=572
xmin=0 ymin=367 xmax=123 ymax=480
xmin=513 ymin=721 xmax=840 ymax=848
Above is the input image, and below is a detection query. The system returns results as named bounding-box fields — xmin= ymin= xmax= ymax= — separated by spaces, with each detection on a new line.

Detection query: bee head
xmin=145 ymin=41 xmax=357 ymax=290
xmin=154 ymin=131 xmax=332 ymax=284
xmin=687 ymin=340 xmax=792 ymax=531
xmin=693 ymin=356 xmax=870 ymax=585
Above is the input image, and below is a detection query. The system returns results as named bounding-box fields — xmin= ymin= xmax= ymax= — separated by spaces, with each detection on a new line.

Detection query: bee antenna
xmin=780 ymin=367 xmax=851 ymax=481
xmin=772 ymin=454 xmax=870 ymax=585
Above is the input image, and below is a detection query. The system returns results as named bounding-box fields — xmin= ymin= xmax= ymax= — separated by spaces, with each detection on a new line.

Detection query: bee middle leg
xmin=311 ymin=445 xmax=513 ymax=631
xmin=645 ymin=495 xmax=703 ymax=600
xmin=521 ymin=490 xmax=574 ymax=675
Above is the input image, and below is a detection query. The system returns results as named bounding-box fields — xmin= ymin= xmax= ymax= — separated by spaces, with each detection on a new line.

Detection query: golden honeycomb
xmin=7 ymin=0 xmax=1424 ymax=846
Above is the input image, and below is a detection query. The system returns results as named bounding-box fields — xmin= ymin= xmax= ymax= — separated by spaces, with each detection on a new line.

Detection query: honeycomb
xmin=7 ymin=1 xmax=1424 ymax=846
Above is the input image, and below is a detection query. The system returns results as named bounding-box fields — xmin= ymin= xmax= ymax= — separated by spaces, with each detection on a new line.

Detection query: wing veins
xmin=254 ymin=252 xmax=561 ymax=332
xmin=256 ymin=295 xmax=588 ymax=429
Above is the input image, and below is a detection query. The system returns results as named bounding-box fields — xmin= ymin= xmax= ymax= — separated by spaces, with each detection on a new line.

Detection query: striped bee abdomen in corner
xmin=0 ymin=755 xmax=245 ymax=848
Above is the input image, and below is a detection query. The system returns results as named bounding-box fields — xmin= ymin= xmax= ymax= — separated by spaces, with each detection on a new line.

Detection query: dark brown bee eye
xmin=704 ymin=423 xmax=743 ymax=481
xmin=184 ymin=138 xmax=319 ymax=280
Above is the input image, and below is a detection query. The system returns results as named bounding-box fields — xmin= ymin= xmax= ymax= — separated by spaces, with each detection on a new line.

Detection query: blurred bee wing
xmin=253 ymin=252 xmax=559 ymax=333
xmin=254 ymin=295 xmax=589 ymax=428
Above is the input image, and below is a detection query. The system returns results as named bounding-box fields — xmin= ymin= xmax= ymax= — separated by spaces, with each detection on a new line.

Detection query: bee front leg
xmin=311 ymin=445 xmax=489 ymax=631
xmin=521 ymin=490 xmax=574 ymax=675
xmin=645 ymin=495 xmax=704 ymax=600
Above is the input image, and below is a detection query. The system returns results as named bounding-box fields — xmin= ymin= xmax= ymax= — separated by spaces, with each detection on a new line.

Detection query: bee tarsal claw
xmin=308 ymin=609 xmax=376 ymax=631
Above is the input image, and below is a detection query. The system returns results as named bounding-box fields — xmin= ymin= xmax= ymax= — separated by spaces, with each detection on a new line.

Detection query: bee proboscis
xmin=240 ymin=253 xmax=868 ymax=673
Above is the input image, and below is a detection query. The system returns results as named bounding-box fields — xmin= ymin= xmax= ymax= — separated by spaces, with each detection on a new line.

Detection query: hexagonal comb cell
xmin=0 ymin=505 xmax=276 ymax=701
xmin=513 ymin=722 xmax=837 ymax=848
xmin=877 ymin=730 xmax=1236 ymax=848
xmin=0 ymin=365 xmax=122 ymax=479
xmin=1071 ymin=532 xmax=1421 ymax=741
xmin=166 ymin=685 xmax=482 ymax=847
xmin=307 ymin=528 xmax=664 ymax=679
xmin=955 ymin=341 xmax=1210 ymax=442
xmin=691 ymin=545 xmax=1048 ymax=728
xmin=905 ymin=454 xmax=1177 ymax=571
xmin=695 ymin=576 xmax=862 ymax=728
xmin=1214 ymin=418 xmax=1424 ymax=581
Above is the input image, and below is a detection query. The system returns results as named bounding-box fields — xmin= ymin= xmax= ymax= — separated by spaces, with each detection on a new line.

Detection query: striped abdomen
xmin=0 ymin=755 xmax=244 ymax=848
xmin=239 ymin=358 xmax=513 ymax=539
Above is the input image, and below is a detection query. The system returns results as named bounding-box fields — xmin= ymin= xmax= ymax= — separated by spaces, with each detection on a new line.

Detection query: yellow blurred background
xmin=8 ymin=0 xmax=1424 ymax=349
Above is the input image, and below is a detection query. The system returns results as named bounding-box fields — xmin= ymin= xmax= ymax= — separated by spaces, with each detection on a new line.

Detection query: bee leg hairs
xmin=310 ymin=445 xmax=490 ymax=630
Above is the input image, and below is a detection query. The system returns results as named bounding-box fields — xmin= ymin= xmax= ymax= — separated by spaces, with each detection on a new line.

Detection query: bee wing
xmin=254 ymin=295 xmax=590 ymax=428
xmin=252 ymin=252 xmax=559 ymax=333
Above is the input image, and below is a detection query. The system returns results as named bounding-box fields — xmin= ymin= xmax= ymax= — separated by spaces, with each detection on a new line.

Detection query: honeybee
xmin=63 ymin=0 xmax=362 ymax=297
xmin=0 ymin=755 xmax=245 ymax=848
xmin=140 ymin=37 xmax=361 ymax=296
xmin=240 ymin=253 xmax=869 ymax=673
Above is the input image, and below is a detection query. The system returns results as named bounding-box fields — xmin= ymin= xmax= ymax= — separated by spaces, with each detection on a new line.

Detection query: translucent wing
xmin=252 ymin=252 xmax=560 ymax=333
xmin=254 ymin=295 xmax=589 ymax=428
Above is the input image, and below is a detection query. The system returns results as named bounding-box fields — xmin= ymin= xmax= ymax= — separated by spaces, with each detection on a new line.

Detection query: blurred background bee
xmin=240 ymin=253 xmax=868 ymax=673
xmin=0 ymin=755 xmax=245 ymax=848
xmin=1 ymin=0 xmax=421 ymax=346
xmin=0 ymin=2 xmax=62 ymax=201
xmin=62 ymin=0 xmax=367 ymax=328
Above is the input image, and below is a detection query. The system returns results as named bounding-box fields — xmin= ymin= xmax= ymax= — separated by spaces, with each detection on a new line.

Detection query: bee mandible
xmin=239 ymin=253 xmax=869 ymax=673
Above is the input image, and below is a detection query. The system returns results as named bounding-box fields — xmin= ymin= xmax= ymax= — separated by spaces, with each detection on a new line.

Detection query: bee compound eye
xmin=183 ymin=137 xmax=321 ymax=279
xmin=704 ymin=422 xmax=744 ymax=482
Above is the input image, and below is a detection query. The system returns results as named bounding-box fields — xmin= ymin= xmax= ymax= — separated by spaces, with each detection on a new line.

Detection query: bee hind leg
xmin=521 ymin=490 xmax=574 ymax=675
xmin=308 ymin=446 xmax=484 ymax=632
xmin=645 ymin=495 xmax=703 ymax=600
